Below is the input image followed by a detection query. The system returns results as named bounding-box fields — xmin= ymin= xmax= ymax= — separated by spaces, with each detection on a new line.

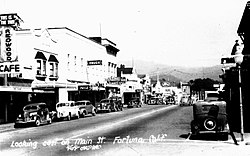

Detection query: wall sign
xmin=0 ymin=62 xmax=21 ymax=74
xmin=0 ymin=13 xmax=22 ymax=27
xmin=87 ymin=60 xmax=102 ymax=66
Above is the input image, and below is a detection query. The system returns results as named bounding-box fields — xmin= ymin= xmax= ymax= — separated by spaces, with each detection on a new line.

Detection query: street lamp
xmin=234 ymin=52 xmax=244 ymax=141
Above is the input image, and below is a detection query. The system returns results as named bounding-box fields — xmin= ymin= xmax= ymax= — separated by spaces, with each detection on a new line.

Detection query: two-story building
xmin=0 ymin=13 xmax=119 ymax=123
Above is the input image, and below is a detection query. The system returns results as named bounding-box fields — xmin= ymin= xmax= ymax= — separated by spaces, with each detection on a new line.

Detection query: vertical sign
xmin=0 ymin=27 xmax=18 ymax=62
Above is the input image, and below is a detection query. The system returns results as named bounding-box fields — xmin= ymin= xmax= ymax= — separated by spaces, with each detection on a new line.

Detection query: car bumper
xmin=15 ymin=119 xmax=36 ymax=125
xmin=57 ymin=112 xmax=69 ymax=118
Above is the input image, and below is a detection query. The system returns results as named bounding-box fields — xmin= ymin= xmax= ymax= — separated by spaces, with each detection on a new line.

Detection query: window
xmin=48 ymin=55 xmax=59 ymax=80
xmin=37 ymin=60 xmax=41 ymax=75
xmin=36 ymin=59 xmax=46 ymax=76
xmin=81 ymin=58 xmax=83 ymax=71
xmin=67 ymin=54 xmax=70 ymax=71
xmin=35 ymin=52 xmax=47 ymax=77
xmin=43 ymin=60 xmax=46 ymax=75
xmin=49 ymin=63 xmax=54 ymax=77
xmin=49 ymin=62 xmax=58 ymax=77
xmin=74 ymin=56 xmax=77 ymax=72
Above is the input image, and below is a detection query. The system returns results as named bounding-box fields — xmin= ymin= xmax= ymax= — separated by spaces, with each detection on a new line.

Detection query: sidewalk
xmin=0 ymin=122 xmax=14 ymax=133
xmin=228 ymin=132 xmax=250 ymax=145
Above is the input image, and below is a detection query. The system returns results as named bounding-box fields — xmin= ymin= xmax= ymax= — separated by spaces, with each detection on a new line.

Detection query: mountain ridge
xmin=118 ymin=59 xmax=223 ymax=83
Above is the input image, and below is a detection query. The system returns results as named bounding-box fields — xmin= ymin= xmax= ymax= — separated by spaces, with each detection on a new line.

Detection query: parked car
xmin=190 ymin=99 xmax=228 ymax=139
xmin=148 ymin=97 xmax=164 ymax=105
xmin=56 ymin=101 xmax=80 ymax=121
xmin=165 ymin=96 xmax=176 ymax=105
xmin=127 ymin=97 xmax=142 ymax=108
xmin=75 ymin=100 xmax=97 ymax=117
xmin=97 ymin=98 xmax=120 ymax=113
xmin=110 ymin=96 xmax=123 ymax=111
xmin=180 ymin=94 xmax=190 ymax=106
xmin=14 ymin=103 xmax=52 ymax=128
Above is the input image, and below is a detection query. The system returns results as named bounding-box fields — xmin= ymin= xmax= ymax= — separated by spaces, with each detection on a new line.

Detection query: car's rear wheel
xmin=47 ymin=117 xmax=52 ymax=124
xmin=35 ymin=118 xmax=41 ymax=127
xmin=107 ymin=107 xmax=111 ymax=113
xmin=92 ymin=110 xmax=96 ymax=116
xmin=76 ymin=112 xmax=80 ymax=119
xmin=67 ymin=114 xmax=71 ymax=121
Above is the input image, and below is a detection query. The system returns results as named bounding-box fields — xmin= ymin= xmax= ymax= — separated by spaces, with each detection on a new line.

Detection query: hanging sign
xmin=0 ymin=27 xmax=18 ymax=62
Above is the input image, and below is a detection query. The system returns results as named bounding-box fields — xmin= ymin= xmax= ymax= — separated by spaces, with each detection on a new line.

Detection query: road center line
xmin=68 ymin=105 xmax=177 ymax=139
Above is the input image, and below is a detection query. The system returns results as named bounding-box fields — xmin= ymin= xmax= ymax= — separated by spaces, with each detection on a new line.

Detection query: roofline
xmin=47 ymin=27 xmax=104 ymax=46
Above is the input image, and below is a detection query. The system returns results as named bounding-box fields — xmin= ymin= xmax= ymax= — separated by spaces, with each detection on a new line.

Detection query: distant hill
xmin=118 ymin=59 xmax=223 ymax=83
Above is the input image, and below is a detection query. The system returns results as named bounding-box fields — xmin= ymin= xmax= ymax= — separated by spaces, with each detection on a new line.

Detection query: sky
xmin=0 ymin=0 xmax=248 ymax=67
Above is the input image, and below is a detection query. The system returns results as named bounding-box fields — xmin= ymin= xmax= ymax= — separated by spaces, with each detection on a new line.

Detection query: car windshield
xmin=57 ymin=103 xmax=70 ymax=107
xmin=100 ymin=99 xmax=109 ymax=103
xmin=24 ymin=105 xmax=38 ymax=111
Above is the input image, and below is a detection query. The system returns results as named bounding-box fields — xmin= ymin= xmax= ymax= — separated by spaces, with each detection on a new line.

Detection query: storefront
xmin=0 ymin=78 xmax=56 ymax=123
xmin=76 ymin=83 xmax=106 ymax=107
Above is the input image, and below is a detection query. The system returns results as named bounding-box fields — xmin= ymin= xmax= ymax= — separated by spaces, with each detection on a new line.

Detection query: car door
xmin=38 ymin=104 xmax=46 ymax=122
xmin=86 ymin=101 xmax=92 ymax=113
xmin=70 ymin=102 xmax=77 ymax=116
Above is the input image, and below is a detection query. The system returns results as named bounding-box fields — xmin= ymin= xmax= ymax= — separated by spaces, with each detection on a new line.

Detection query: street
xmin=0 ymin=104 xmax=249 ymax=156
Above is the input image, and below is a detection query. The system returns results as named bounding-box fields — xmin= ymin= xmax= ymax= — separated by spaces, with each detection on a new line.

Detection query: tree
xmin=189 ymin=78 xmax=219 ymax=92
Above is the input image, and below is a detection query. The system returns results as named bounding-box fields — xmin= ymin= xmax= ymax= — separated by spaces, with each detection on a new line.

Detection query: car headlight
xmin=18 ymin=114 xmax=22 ymax=118
xmin=204 ymin=118 xmax=217 ymax=131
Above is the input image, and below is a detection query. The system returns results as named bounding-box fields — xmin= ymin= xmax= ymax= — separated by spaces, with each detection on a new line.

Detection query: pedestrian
xmin=231 ymin=40 xmax=243 ymax=55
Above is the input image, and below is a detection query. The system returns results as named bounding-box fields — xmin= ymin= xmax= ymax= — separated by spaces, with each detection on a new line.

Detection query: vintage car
xmin=110 ymin=96 xmax=123 ymax=111
xmin=75 ymin=100 xmax=97 ymax=117
xmin=14 ymin=103 xmax=52 ymax=128
xmin=97 ymin=97 xmax=121 ymax=113
xmin=148 ymin=97 xmax=164 ymax=105
xmin=179 ymin=94 xmax=190 ymax=106
xmin=190 ymin=99 xmax=228 ymax=138
xmin=127 ymin=97 xmax=142 ymax=108
xmin=165 ymin=96 xmax=176 ymax=105
xmin=56 ymin=101 xmax=80 ymax=121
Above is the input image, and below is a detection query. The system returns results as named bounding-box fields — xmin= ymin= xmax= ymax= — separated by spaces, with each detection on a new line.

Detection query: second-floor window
xmin=48 ymin=55 xmax=59 ymax=79
xmin=35 ymin=52 xmax=47 ymax=77
xmin=49 ymin=62 xmax=58 ymax=77
xmin=36 ymin=59 xmax=46 ymax=76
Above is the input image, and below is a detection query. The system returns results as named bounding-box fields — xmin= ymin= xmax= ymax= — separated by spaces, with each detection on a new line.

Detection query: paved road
xmin=0 ymin=104 xmax=249 ymax=156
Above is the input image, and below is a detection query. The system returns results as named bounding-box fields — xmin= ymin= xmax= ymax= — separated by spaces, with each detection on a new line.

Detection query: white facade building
xmin=0 ymin=14 xmax=120 ymax=123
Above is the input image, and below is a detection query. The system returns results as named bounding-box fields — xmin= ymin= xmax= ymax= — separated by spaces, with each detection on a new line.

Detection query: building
xmin=0 ymin=13 xmax=119 ymax=123
xmin=117 ymin=65 xmax=144 ymax=105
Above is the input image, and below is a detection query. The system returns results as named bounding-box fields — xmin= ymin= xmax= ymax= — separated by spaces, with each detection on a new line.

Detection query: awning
xmin=48 ymin=55 xmax=59 ymax=63
xmin=35 ymin=52 xmax=47 ymax=60
xmin=31 ymin=80 xmax=77 ymax=89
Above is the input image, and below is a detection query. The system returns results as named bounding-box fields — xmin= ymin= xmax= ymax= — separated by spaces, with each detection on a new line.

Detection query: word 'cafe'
xmin=0 ymin=63 xmax=20 ymax=74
